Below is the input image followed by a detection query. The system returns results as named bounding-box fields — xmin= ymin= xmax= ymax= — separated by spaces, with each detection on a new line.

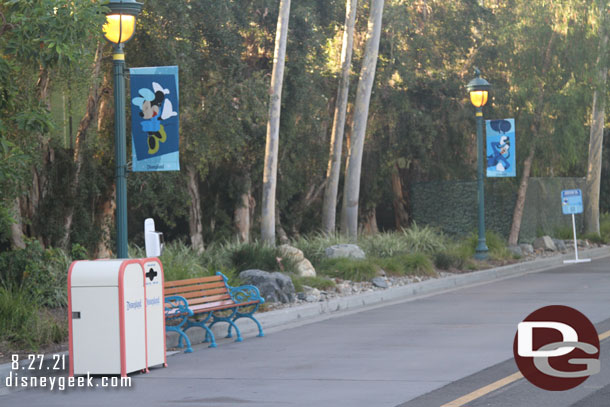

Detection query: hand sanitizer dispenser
xmin=144 ymin=218 xmax=164 ymax=257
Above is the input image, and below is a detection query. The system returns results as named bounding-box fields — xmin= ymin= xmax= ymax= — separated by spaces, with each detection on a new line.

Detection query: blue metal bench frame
xmin=164 ymin=272 xmax=265 ymax=353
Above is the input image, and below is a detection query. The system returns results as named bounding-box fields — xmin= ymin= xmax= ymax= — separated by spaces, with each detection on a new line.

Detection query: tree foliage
xmin=0 ymin=0 xmax=607 ymax=253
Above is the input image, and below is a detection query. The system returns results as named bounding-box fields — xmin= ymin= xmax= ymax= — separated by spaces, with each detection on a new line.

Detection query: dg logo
xmin=513 ymin=305 xmax=600 ymax=391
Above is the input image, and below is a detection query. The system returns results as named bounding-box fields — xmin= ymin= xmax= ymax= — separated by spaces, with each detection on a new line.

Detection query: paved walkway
xmin=2 ymin=256 xmax=610 ymax=407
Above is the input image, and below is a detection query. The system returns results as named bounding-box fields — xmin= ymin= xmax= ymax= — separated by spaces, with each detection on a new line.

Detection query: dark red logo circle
xmin=513 ymin=305 xmax=600 ymax=391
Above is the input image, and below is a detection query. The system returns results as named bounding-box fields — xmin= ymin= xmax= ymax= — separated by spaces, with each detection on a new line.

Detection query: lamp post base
xmin=475 ymin=241 xmax=489 ymax=260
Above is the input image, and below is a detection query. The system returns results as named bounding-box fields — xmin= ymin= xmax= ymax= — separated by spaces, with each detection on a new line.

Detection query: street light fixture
xmin=103 ymin=0 xmax=143 ymax=258
xmin=467 ymin=68 xmax=491 ymax=260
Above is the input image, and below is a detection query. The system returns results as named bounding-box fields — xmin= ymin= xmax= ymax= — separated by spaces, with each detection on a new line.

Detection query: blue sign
xmin=130 ymin=66 xmax=179 ymax=172
xmin=561 ymin=189 xmax=583 ymax=215
xmin=486 ymin=119 xmax=516 ymax=178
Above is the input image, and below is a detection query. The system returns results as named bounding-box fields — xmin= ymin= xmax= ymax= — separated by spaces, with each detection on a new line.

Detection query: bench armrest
xmin=216 ymin=271 xmax=265 ymax=304
xmin=230 ymin=285 xmax=265 ymax=305
xmin=165 ymin=295 xmax=194 ymax=318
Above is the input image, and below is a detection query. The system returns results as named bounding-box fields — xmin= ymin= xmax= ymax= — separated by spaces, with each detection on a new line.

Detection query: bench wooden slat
xmin=164 ymin=281 xmax=227 ymax=295
xmin=191 ymin=300 xmax=260 ymax=313
xmin=188 ymin=294 xmax=232 ymax=305
xmin=164 ymin=275 xmax=223 ymax=288
xmin=168 ymin=287 xmax=229 ymax=299
xmin=191 ymin=300 xmax=235 ymax=312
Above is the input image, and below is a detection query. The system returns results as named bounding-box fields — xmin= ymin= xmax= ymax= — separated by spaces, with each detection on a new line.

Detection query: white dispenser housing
xmin=144 ymin=218 xmax=164 ymax=257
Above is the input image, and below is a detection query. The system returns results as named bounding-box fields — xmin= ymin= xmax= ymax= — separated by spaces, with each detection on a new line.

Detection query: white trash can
xmin=140 ymin=257 xmax=167 ymax=369
xmin=68 ymin=259 xmax=147 ymax=377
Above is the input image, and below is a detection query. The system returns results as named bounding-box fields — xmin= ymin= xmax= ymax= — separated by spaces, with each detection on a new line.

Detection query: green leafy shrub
xmin=401 ymin=253 xmax=436 ymax=276
xmin=600 ymin=213 xmax=610 ymax=242
xmin=360 ymin=232 xmax=408 ymax=258
xmin=378 ymin=253 xmax=436 ymax=277
xmin=158 ymin=241 xmax=208 ymax=281
xmin=402 ymin=223 xmax=446 ymax=253
xmin=317 ymin=258 xmax=378 ymax=282
xmin=583 ymin=233 xmax=606 ymax=245
xmin=0 ymin=240 xmax=70 ymax=308
xmin=230 ymin=242 xmax=298 ymax=274
xmin=553 ymin=225 xmax=573 ymax=240
xmin=462 ymin=230 xmax=514 ymax=261
xmin=433 ymin=251 xmax=460 ymax=270
xmin=70 ymin=243 xmax=89 ymax=260
xmin=0 ymin=287 xmax=67 ymax=349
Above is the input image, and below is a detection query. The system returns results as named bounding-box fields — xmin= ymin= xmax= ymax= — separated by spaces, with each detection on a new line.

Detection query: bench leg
xmin=167 ymin=326 xmax=193 ymax=353
xmin=233 ymin=315 xmax=264 ymax=337
xmin=184 ymin=320 xmax=217 ymax=348
xmin=210 ymin=318 xmax=243 ymax=342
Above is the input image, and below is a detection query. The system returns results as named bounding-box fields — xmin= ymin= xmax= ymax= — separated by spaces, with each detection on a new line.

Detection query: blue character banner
xmin=130 ymin=66 xmax=179 ymax=172
xmin=486 ymin=118 xmax=515 ymax=178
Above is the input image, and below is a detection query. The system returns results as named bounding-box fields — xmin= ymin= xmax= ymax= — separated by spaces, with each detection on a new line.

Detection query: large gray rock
xmin=533 ymin=236 xmax=557 ymax=252
xmin=325 ymin=244 xmax=366 ymax=259
xmin=519 ymin=243 xmax=534 ymax=255
xmin=553 ymin=239 xmax=568 ymax=253
xmin=371 ymin=277 xmax=389 ymax=289
xmin=296 ymin=258 xmax=316 ymax=277
xmin=239 ymin=269 xmax=296 ymax=303
xmin=278 ymin=244 xmax=305 ymax=262
xmin=507 ymin=245 xmax=523 ymax=257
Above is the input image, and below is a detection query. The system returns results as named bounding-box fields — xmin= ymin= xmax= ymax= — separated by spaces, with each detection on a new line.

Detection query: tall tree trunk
xmin=361 ymin=208 xmax=379 ymax=235
xmin=391 ymin=163 xmax=409 ymax=229
xmin=60 ymin=44 xmax=104 ymax=249
xmin=508 ymin=147 xmax=535 ymax=245
xmin=234 ymin=174 xmax=253 ymax=243
xmin=507 ymin=31 xmax=557 ymax=246
xmin=341 ymin=0 xmax=384 ymax=239
xmin=20 ymin=67 xmax=53 ymax=244
xmin=584 ymin=0 xmax=609 ymax=234
xmin=93 ymin=185 xmax=116 ymax=259
xmin=275 ymin=203 xmax=289 ymax=244
xmin=261 ymin=0 xmax=291 ymax=246
xmin=186 ymin=165 xmax=204 ymax=253
xmin=321 ymin=0 xmax=358 ymax=234
xmin=9 ymin=198 xmax=25 ymax=249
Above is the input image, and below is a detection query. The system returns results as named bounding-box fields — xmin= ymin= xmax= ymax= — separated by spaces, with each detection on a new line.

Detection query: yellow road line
xmin=440 ymin=328 xmax=610 ymax=407
xmin=440 ymin=372 xmax=523 ymax=407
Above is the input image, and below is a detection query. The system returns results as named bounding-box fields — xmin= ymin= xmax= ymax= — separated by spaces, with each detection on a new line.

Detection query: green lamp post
xmin=467 ymin=68 xmax=491 ymax=260
xmin=102 ymin=0 xmax=143 ymax=258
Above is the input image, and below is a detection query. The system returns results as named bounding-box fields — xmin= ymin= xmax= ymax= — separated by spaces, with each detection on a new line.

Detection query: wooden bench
xmin=164 ymin=272 xmax=265 ymax=353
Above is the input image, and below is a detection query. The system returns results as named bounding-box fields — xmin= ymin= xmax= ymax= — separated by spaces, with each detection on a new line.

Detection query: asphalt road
xmin=2 ymin=256 xmax=609 ymax=407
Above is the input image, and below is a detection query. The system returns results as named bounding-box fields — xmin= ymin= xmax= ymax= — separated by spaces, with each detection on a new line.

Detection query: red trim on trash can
xmin=158 ymin=258 xmax=167 ymax=367
xmin=67 ymin=261 xmax=78 ymax=377
xmin=118 ymin=259 xmax=144 ymax=378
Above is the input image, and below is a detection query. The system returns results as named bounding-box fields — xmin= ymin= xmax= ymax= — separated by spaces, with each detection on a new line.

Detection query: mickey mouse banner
xmin=485 ymin=118 xmax=515 ymax=178
xmin=130 ymin=66 xmax=179 ymax=172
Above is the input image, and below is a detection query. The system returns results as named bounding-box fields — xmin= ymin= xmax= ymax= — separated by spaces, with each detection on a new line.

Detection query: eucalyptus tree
xmin=584 ymin=0 xmax=609 ymax=234
xmin=500 ymin=0 xmax=593 ymax=245
xmin=321 ymin=0 xmax=358 ymax=234
xmin=341 ymin=0 xmax=384 ymax=239
xmin=0 ymin=0 xmax=105 ymax=248
xmin=261 ymin=0 xmax=291 ymax=246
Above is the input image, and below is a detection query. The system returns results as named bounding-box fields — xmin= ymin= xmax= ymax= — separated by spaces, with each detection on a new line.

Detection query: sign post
xmin=561 ymin=189 xmax=590 ymax=264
